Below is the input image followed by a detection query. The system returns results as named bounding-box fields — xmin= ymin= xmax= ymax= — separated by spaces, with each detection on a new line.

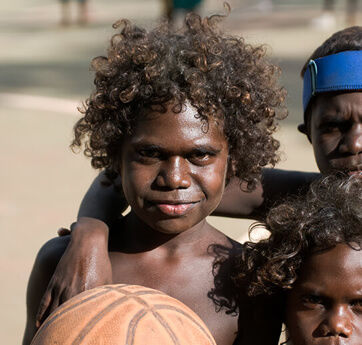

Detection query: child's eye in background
xmin=351 ymin=299 xmax=362 ymax=313
xmin=320 ymin=122 xmax=341 ymax=133
xmin=302 ymin=294 xmax=325 ymax=308
xmin=320 ymin=120 xmax=350 ymax=134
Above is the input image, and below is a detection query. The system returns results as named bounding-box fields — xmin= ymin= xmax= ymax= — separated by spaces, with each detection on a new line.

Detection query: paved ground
xmin=1 ymin=0 xmax=360 ymax=343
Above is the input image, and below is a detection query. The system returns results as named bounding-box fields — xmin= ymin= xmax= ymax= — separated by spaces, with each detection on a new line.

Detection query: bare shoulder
xmin=205 ymin=222 xmax=242 ymax=250
xmin=36 ymin=236 xmax=70 ymax=267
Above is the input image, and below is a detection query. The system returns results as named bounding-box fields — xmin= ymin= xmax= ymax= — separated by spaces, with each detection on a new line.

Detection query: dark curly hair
xmin=300 ymin=26 xmax=362 ymax=132
xmin=232 ymin=174 xmax=362 ymax=300
xmin=72 ymin=8 xmax=286 ymax=190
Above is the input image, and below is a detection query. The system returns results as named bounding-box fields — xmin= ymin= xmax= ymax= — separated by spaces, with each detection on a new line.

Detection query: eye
xmin=302 ymin=295 xmax=324 ymax=308
xmin=351 ymin=299 xmax=362 ymax=313
xmin=320 ymin=121 xmax=350 ymax=134
xmin=138 ymin=149 xmax=160 ymax=158
xmin=320 ymin=122 xmax=340 ymax=133
xmin=136 ymin=148 xmax=163 ymax=163
xmin=187 ymin=150 xmax=215 ymax=165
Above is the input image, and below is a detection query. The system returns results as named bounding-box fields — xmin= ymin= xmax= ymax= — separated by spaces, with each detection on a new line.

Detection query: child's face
xmin=309 ymin=91 xmax=362 ymax=175
xmin=285 ymin=244 xmax=362 ymax=345
xmin=119 ymin=103 xmax=229 ymax=234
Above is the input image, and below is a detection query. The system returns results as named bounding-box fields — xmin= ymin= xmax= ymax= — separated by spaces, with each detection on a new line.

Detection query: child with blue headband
xmin=36 ymin=26 xmax=362 ymax=341
xmin=298 ymin=26 xmax=362 ymax=176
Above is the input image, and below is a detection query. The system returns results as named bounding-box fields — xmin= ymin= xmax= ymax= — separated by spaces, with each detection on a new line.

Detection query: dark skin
xmin=34 ymin=158 xmax=319 ymax=328
xmin=285 ymin=244 xmax=362 ymax=345
xmin=25 ymin=104 xmax=281 ymax=345
xmin=43 ymin=81 xmax=362 ymax=342
xmin=300 ymin=91 xmax=362 ymax=175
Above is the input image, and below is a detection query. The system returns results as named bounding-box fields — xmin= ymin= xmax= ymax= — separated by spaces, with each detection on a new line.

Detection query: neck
xmin=118 ymin=211 xmax=210 ymax=253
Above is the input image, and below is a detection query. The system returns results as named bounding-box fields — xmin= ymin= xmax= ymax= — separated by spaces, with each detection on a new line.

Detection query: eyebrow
xmin=319 ymin=111 xmax=349 ymax=121
xmin=132 ymin=142 xmax=223 ymax=154
xmin=297 ymin=283 xmax=362 ymax=297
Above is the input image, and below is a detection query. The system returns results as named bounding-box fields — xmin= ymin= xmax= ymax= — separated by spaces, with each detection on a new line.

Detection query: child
xmin=23 ymin=10 xmax=286 ymax=345
xmin=232 ymin=174 xmax=362 ymax=345
xmin=36 ymin=26 xmax=362 ymax=326
xmin=298 ymin=26 xmax=362 ymax=176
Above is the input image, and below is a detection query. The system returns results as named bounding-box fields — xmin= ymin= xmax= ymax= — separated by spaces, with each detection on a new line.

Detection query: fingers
xmin=36 ymin=284 xmax=67 ymax=328
xmin=35 ymin=288 xmax=52 ymax=328
xmin=46 ymin=291 xmax=61 ymax=319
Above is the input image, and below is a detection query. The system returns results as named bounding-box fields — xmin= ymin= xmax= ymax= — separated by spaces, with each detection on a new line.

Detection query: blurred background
xmin=1 ymin=0 xmax=360 ymax=343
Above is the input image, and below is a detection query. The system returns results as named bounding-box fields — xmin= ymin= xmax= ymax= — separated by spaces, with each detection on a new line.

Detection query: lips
xmin=347 ymin=169 xmax=362 ymax=176
xmin=147 ymin=200 xmax=199 ymax=216
xmin=329 ymin=160 xmax=362 ymax=176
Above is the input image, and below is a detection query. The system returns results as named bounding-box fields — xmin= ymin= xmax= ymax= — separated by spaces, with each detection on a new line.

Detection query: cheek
xmin=285 ymin=295 xmax=319 ymax=345
xmin=196 ymin=159 xmax=227 ymax=202
xmin=120 ymin=162 xmax=155 ymax=203
xmin=312 ymin=132 xmax=338 ymax=171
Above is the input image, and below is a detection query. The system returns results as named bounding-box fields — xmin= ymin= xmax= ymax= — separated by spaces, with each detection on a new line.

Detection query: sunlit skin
xmin=119 ymin=103 xmax=229 ymax=235
xmin=285 ymin=244 xmax=362 ymax=345
xmin=309 ymin=92 xmax=362 ymax=175
xmin=107 ymin=103 xmax=241 ymax=345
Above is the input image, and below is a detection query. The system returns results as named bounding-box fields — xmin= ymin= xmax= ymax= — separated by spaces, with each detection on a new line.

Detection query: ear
xmin=298 ymin=123 xmax=312 ymax=143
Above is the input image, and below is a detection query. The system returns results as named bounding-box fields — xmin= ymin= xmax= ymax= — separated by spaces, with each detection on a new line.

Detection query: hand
xmin=36 ymin=217 xmax=112 ymax=327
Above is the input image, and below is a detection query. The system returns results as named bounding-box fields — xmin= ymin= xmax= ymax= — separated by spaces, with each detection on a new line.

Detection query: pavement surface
xmin=1 ymin=0 xmax=360 ymax=343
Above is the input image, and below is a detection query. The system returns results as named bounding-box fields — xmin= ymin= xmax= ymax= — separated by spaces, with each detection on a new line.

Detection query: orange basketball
xmin=31 ymin=284 xmax=216 ymax=345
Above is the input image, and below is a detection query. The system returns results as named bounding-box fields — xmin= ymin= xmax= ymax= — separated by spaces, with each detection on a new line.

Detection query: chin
xmin=150 ymin=218 xmax=199 ymax=234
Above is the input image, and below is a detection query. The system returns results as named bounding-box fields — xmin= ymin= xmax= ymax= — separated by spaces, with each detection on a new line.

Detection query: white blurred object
xmin=310 ymin=12 xmax=337 ymax=30
xmin=237 ymin=223 xmax=271 ymax=244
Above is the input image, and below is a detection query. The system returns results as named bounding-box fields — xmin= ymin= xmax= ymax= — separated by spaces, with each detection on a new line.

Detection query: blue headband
xmin=303 ymin=50 xmax=362 ymax=116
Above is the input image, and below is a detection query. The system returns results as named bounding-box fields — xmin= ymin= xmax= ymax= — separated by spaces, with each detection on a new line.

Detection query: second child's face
xmin=119 ymin=103 xmax=229 ymax=234
xmin=285 ymin=244 xmax=362 ymax=345
xmin=310 ymin=92 xmax=362 ymax=175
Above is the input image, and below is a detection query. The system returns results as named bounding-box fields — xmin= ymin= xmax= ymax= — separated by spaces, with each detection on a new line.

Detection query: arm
xmin=23 ymin=236 xmax=70 ymax=345
xmin=78 ymin=169 xmax=319 ymax=222
xmin=36 ymin=218 xmax=112 ymax=325
xmin=36 ymin=170 xmax=126 ymax=323
xmin=78 ymin=170 xmax=128 ymax=222
xmin=81 ymin=169 xmax=320 ymax=222
xmin=214 ymin=168 xmax=321 ymax=220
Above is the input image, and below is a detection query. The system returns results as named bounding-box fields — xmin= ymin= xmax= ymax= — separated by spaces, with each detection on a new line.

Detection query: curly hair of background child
xmin=233 ymin=173 xmax=362 ymax=300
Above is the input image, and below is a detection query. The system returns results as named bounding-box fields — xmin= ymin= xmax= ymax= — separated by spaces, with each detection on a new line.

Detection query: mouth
xmin=148 ymin=200 xmax=200 ymax=216
xmin=346 ymin=168 xmax=362 ymax=176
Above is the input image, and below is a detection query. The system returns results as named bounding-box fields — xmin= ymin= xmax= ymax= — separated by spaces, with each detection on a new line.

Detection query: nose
xmin=339 ymin=123 xmax=362 ymax=155
xmin=318 ymin=305 xmax=353 ymax=338
xmin=156 ymin=156 xmax=191 ymax=190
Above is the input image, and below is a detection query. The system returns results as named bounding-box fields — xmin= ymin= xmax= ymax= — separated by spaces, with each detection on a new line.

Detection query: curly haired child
xmin=232 ymin=174 xmax=362 ymax=345
xmin=36 ymin=25 xmax=362 ymax=337
xmin=24 ymin=9 xmax=286 ymax=345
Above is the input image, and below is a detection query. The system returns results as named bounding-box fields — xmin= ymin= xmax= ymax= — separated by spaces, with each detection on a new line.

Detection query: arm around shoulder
xmin=214 ymin=169 xmax=320 ymax=220
xmin=23 ymin=236 xmax=70 ymax=345
xmin=78 ymin=170 xmax=128 ymax=224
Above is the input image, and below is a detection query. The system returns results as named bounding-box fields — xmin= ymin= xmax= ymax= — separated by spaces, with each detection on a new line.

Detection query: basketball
xmin=31 ymin=284 xmax=217 ymax=345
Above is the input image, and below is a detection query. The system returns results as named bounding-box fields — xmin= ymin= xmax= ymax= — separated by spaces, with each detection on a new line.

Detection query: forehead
xmin=130 ymin=103 xmax=227 ymax=149
xmin=312 ymin=91 xmax=362 ymax=121
xmin=295 ymin=244 xmax=362 ymax=293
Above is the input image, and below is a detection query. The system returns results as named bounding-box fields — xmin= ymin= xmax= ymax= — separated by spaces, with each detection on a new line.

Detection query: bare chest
xmin=109 ymin=251 xmax=238 ymax=345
